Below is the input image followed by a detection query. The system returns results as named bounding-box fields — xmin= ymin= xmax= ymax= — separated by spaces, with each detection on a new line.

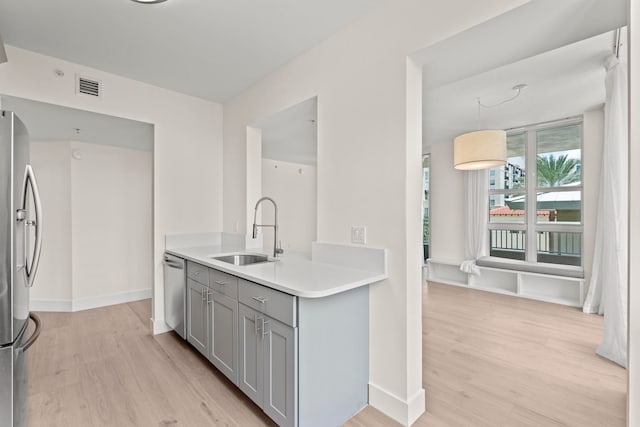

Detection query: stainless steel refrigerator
xmin=0 ymin=110 xmax=43 ymax=427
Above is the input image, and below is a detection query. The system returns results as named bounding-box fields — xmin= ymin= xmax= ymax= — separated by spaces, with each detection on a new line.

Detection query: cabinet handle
xmin=163 ymin=260 xmax=183 ymax=269
xmin=207 ymin=289 xmax=212 ymax=304
xmin=252 ymin=296 xmax=268 ymax=304
xmin=201 ymin=286 xmax=208 ymax=303
xmin=215 ymin=280 xmax=227 ymax=287
xmin=255 ymin=317 xmax=269 ymax=337
xmin=254 ymin=314 xmax=262 ymax=335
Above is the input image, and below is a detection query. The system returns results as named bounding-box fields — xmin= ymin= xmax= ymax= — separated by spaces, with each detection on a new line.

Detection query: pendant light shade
xmin=0 ymin=34 xmax=7 ymax=64
xmin=454 ymin=130 xmax=507 ymax=170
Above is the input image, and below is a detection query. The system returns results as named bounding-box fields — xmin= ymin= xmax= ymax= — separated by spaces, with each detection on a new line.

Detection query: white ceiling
xmin=424 ymin=30 xmax=615 ymax=145
xmin=1 ymin=96 xmax=154 ymax=151
xmin=0 ymin=0 xmax=628 ymax=153
xmin=0 ymin=0 xmax=381 ymax=103
xmin=255 ymin=97 xmax=317 ymax=166
xmin=418 ymin=0 xmax=628 ymax=149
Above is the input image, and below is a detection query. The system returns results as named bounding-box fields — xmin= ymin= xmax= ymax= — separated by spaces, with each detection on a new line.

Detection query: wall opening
xmin=1 ymin=95 xmax=154 ymax=311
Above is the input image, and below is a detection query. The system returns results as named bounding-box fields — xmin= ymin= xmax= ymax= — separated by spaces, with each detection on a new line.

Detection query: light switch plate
xmin=351 ymin=226 xmax=366 ymax=244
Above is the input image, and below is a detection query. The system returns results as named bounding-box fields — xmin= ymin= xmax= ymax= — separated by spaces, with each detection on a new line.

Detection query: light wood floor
xmin=27 ymin=282 xmax=626 ymax=426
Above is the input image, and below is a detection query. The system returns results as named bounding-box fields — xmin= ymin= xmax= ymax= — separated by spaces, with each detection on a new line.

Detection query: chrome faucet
xmin=252 ymin=196 xmax=284 ymax=258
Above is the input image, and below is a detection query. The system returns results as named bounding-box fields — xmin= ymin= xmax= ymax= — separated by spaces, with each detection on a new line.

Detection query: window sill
xmin=476 ymin=256 xmax=584 ymax=279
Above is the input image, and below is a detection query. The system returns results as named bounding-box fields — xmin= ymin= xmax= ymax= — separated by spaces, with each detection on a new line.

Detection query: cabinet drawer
xmin=187 ymin=261 xmax=209 ymax=286
xmin=209 ymin=269 xmax=239 ymax=299
xmin=239 ymin=280 xmax=297 ymax=327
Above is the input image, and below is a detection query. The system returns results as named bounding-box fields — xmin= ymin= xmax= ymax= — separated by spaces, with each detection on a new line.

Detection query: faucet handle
xmin=276 ymin=240 xmax=284 ymax=255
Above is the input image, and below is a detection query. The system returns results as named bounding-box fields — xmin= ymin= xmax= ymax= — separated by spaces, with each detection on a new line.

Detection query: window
xmin=488 ymin=119 xmax=583 ymax=266
xmin=423 ymin=155 xmax=430 ymax=262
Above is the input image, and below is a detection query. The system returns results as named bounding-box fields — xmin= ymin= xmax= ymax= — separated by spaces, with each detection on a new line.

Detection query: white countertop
xmin=165 ymin=240 xmax=388 ymax=298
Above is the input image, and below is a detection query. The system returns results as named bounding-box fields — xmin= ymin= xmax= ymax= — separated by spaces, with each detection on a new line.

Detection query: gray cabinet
xmin=238 ymin=303 xmax=263 ymax=405
xmin=208 ymin=290 xmax=238 ymax=384
xmin=263 ymin=314 xmax=297 ymax=427
xmin=238 ymin=303 xmax=297 ymax=427
xmin=186 ymin=278 xmax=208 ymax=357
xmin=182 ymin=260 xmax=369 ymax=427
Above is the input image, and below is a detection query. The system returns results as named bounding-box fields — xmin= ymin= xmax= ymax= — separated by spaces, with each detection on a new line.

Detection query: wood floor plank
xmin=349 ymin=282 xmax=626 ymax=426
xmin=28 ymin=281 xmax=626 ymax=426
xmin=27 ymin=301 xmax=276 ymax=427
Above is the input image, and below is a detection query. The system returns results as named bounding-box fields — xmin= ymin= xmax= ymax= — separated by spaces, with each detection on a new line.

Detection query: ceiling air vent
xmin=76 ymin=75 xmax=101 ymax=98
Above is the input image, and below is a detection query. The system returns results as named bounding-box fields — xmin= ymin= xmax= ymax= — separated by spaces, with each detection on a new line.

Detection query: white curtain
xmin=460 ymin=169 xmax=489 ymax=275
xmin=582 ymin=54 xmax=628 ymax=368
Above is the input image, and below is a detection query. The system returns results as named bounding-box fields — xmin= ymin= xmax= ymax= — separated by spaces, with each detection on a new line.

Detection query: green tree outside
xmin=537 ymin=154 xmax=581 ymax=187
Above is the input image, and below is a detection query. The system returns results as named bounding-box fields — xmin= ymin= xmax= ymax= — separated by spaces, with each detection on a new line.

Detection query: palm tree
xmin=537 ymin=154 xmax=581 ymax=187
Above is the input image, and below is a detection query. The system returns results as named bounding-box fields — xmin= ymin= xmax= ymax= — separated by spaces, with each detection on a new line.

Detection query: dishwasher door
xmin=163 ymin=253 xmax=186 ymax=339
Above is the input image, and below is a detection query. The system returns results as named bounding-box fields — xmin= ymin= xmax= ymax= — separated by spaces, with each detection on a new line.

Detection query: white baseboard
xmin=31 ymin=288 xmax=152 ymax=313
xmin=72 ymin=288 xmax=152 ymax=312
xmin=369 ymin=383 xmax=425 ymax=426
xmin=151 ymin=317 xmax=172 ymax=335
xmin=30 ymin=299 xmax=73 ymax=312
xmin=407 ymin=388 xmax=426 ymax=425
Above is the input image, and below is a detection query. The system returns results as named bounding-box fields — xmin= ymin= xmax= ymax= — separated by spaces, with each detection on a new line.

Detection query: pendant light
xmin=454 ymin=84 xmax=527 ymax=170
xmin=454 ymin=129 xmax=506 ymax=170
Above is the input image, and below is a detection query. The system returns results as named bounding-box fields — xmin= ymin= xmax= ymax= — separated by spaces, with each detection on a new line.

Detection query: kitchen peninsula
xmin=164 ymin=233 xmax=388 ymax=427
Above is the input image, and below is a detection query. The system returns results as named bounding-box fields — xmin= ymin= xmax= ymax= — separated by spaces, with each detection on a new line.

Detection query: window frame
xmin=488 ymin=116 xmax=584 ymax=266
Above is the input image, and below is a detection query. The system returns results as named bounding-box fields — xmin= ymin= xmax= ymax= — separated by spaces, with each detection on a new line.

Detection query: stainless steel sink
xmin=210 ymin=253 xmax=270 ymax=266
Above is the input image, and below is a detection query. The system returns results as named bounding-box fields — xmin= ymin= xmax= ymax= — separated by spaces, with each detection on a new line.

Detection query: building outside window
xmin=488 ymin=118 xmax=583 ymax=266
xmin=423 ymin=155 xmax=430 ymax=262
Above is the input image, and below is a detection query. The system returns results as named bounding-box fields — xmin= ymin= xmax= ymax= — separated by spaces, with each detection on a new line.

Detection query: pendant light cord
xmin=478 ymin=84 xmax=527 ymax=109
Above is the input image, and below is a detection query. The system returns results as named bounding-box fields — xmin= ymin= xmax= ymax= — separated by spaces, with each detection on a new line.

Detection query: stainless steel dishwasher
xmin=163 ymin=253 xmax=186 ymax=339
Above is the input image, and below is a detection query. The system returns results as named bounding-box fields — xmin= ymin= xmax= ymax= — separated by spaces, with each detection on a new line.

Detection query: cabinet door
xmin=263 ymin=318 xmax=297 ymax=427
xmin=238 ymin=303 xmax=263 ymax=407
xmin=208 ymin=291 xmax=238 ymax=384
xmin=186 ymin=278 xmax=208 ymax=357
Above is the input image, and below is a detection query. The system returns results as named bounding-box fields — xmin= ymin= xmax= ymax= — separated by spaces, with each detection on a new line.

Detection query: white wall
xmin=246 ymin=126 xmax=263 ymax=233
xmin=70 ymin=141 xmax=152 ymax=304
xmin=29 ymin=141 xmax=72 ymax=305
xmin=628 ymin=0 xmax=639 ymax=422
xmin=261 ymin=159 xmax=317 ymax=254
xmin=222 ymin=0 xmax=528 ymax=424
xmin=428 ymin=141 xmax=465 ymax=261
xmin=0 ymin=46 xmax=223 ymax=331
xmin=29 ymin=141 xmax=152 ymax=311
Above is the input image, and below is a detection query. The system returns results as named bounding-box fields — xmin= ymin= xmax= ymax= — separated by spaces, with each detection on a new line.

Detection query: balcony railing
xmin=536 ymin=231 xmax=581 ymax=256
xmin=489 ymin=230 xmax=581 ymax=266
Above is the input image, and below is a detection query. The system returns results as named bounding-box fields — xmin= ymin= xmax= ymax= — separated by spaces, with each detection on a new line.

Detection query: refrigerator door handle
xmin=20 ymin=164 xmax=43 ymax=288
xmin=18 ymin=313 xmax=41 ymax=353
